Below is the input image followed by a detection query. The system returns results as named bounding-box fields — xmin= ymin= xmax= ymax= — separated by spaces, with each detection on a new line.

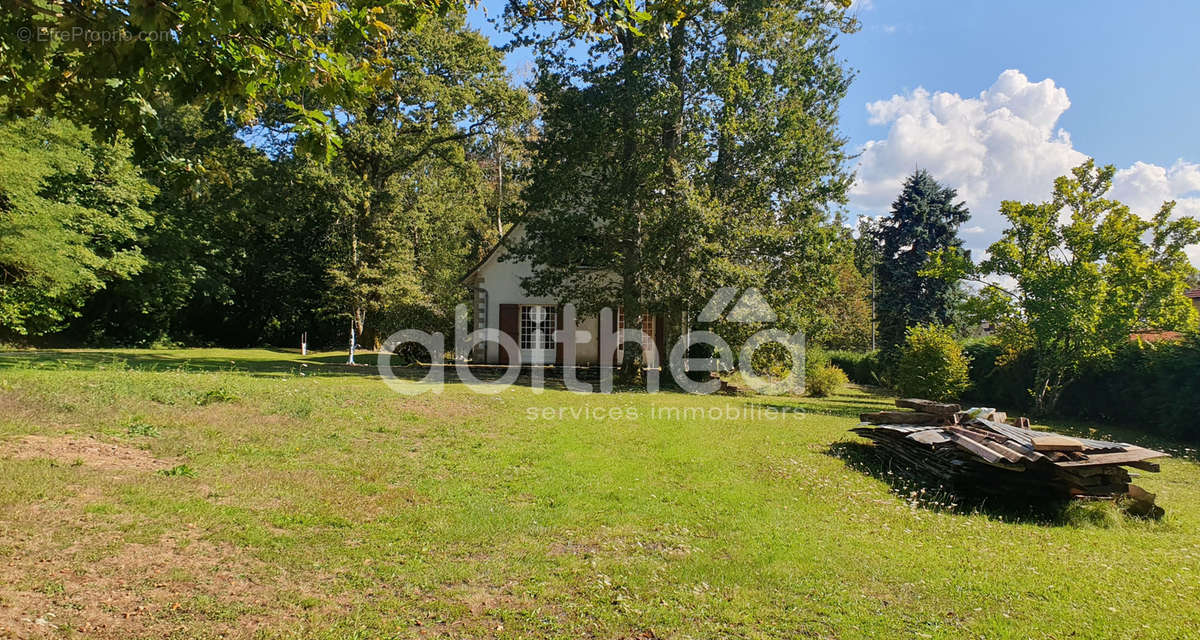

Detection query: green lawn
xmin=1 ymin=348 xmax=1198 ymax=639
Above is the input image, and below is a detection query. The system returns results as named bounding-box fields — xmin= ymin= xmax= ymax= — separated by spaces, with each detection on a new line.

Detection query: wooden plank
xmin=895 ymin=398 xmax=961 ymax=416
xmin=945 ymin=430 xmax=1009 ymax=464
xmin=1125 ymin=460 xmax=1162 ymax=472
xmin=1031 ymin=434 xmax=1085 ymax=452
xmin=1055 ymin=448 xmax=1169 ymax=468
xmin=860 ymin=411 xmax=939 ymax=425
xmin=945 ymin=427 xmax=1029 ymax=463
xmin=1008 ymin=416 xmax=1031 ymax=429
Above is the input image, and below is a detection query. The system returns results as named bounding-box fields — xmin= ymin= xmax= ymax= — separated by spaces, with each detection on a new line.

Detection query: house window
xmin=519 ymin=305 xmax=557 ymax=350
xmin=616 ymin=308 xmax=655 ymax=361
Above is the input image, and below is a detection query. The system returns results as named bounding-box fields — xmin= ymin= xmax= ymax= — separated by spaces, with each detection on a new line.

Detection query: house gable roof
xmin=461 ymin=224 xmax=520 ymax=283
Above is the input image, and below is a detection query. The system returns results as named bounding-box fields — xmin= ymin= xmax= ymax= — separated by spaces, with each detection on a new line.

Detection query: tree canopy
xmin=0 ymin=116 xmax=154 ymax=335
xmin=506 ymin=0 xmax=858 ymax=374
xmin=927 ymin=160 xmax=1200 ymax=412
xmin=872 ymin=169 xmax=970 ymax=367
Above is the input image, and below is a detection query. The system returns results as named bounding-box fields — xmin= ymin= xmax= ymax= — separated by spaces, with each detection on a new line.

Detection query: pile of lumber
xmin=853 ymin=399 xmax=1168 ymax=515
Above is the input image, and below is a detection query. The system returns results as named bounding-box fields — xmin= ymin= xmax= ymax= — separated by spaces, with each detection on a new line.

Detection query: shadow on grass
xmin=1029 ymin=416 xmax=1200 ymax=464
xmin=825 ymin=440 xmax=1083 ymax=526
xmin=0 ymin=349 xmax=377 ymax=377
xmin=745 ymin=394 xmax=895 ymax=420
xmin=0 ymin=350 xmax=696 ymax=394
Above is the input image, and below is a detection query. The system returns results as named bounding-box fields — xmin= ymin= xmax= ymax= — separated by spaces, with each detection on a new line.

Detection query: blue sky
xmin=466 ymin=1 xmax=1200 ymax=262
xmin=839 ymin=0 xmax=1198 ymax=170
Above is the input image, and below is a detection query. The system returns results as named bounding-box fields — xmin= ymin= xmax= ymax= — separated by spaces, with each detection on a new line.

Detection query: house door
xmin=520 ymin=305 xmax=557 ymax=364
xmin=616 ymin=310 xmax=658 ymax=367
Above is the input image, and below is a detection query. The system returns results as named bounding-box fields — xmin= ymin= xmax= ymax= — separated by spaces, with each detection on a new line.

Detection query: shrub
xmin=124 ymin=417 xmax=160 ymax=437
xmin=961 ymin=340 xmax=1034 ymax=410
xmin=828 ymin=349 xmax=883 ymax=385
xmin=962 ymin=334 xmax=1200 ymax=442
xmin=894 ymin=324 xmax=971 ymax=401
xmin=806 ymin=364 xmax=849 ymax=397
xmin=804 ymin=344 xmax=830 ymax=375
xmin=750 ymin=340 xmax=795 ymax=379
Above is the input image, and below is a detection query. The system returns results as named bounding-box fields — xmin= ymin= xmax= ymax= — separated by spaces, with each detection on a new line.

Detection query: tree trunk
xmin=617 ymin=29 xmax=643 ymax=384
xmin=662 ymin=20 xmax=685 ymax=189
xmin=347 ymin=194 xmax=365 ymax=365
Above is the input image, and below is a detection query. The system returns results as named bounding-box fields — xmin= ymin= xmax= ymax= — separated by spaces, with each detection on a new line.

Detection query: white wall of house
xmin=467 ymin=226 xmax=603 ymax=365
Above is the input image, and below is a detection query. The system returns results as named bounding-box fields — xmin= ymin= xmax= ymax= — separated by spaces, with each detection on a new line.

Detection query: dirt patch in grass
xmin=0 ymin=527 xmax=307 ymax=639
xmin=0 ymin=485 xmax=347 ymax=640
xmin=0 ymin=435 xmax=175 ymax=473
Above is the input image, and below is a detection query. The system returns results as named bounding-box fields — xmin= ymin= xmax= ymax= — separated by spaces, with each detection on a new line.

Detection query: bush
xmin=828 ymin=349 xmax=883 ymax=385
xmin=804 ymin=344 xmax=830 ymax=375
xmin=894 ymin=324 xmax=971 ymax=401
xmin=961 ymin=339 xmax=1034 ymax=410
xmin=1057 ymin=337 xmax=1200 ymax=441
xmin=962 ymin=335 xmax=1200 ymax=442
xmin=750 ymin=340 xmax=796 ymax=379
xmin=806 ymin=364 xmax=849 ymax=397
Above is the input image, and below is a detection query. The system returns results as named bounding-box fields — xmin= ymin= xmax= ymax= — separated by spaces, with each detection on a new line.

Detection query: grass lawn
xmin=1 ymin=348 xmax=1198 ymax=639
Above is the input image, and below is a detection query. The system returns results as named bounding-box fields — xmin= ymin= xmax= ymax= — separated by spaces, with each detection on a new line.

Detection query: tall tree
xmin=1 ymin=1 xmax=457 ymax=155
xmin=0 ymin=117 xmax=155 ymax=336
xmin=70 ymin=104 xmax=345 ymax=347
xmin=874 ymin=169 xmax=970 ymax=368
xmin=2 ymin=1 xmax=649 ymax=156
xmin=507 ymin=0 xmax=857 ymax=378
xmin=927 ymin=160 xmax=1200 ymax=413
xmin=301 ymin=11 xmax=528 ymax=362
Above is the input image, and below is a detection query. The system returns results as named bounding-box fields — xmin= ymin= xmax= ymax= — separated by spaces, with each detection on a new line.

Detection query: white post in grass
xmin=301 ymin=331 xmax=308 ymax=356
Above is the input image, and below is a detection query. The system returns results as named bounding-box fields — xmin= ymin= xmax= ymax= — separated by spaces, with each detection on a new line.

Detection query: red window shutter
xmin=499 ymin=304 xmax=519 ymax=365
xmin=654 ymin=314 xmax=667 ymax=369
xmin=555 ymin=306 xmax=564 ymax=365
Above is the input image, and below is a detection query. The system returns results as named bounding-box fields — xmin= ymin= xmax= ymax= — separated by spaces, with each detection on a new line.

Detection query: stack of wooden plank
xmin=853 ymin=399 xmax=1168 ymax=514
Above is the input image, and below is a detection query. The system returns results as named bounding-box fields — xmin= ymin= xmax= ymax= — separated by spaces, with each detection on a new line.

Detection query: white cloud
xmin=850 ymin=69 xmax=1200 ymax=266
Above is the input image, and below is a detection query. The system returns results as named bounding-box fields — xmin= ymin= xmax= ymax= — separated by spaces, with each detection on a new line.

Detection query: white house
xmin=461 ymin=225 xmax=664 ymax=366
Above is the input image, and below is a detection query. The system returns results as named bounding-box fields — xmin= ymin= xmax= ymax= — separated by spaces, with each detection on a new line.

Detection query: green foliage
xmin=194 ymin=387 xmax=237 ymax=406
xmin=68 ymin=104 xmax=341 ymax=346
xmin=802 ymin=345 xmax=848 ymax=396
xmin=0 ymin=117 xmax=155 ymax=336
xmin=960 ymin=339 xmax=1034 ymax=409
xmin=805 ymin=363 xmax=849 ymax=397
xmin=159 ymin=464 xmax=196 ymax=478
xmin=65 ymin=15 xmax=528 ymax=350
xmin=124 ymin=417 xmax=160 ymax=437
xmin=810 ymin=237 xmax=875 ymax=351
xmin=749 ymin=341 xmax=796 ymax=379
xmin=1062 ymin=500 xmax=1124 ymax=529
xmin=508 ymin=0 xmax=857 ymax=375
xmin=828 ymin=349 xmax=883 ymax=385
xmin=1 ymin=1 xmax=468 ymax=155
xmin=1058 ymin=337 xmax=1200 ymax=441
xmin=894 ymin=324 xmax=971 ymax=401
xmin=964 ymin=335 xmax=1200 ymax=442
xmin=314 ymin=13 xmax=529 ymax=353
xmin=872 ymin=170 xmax=970 ymax=368
xmin=928 ymin=160 xmax=1200 ymax=413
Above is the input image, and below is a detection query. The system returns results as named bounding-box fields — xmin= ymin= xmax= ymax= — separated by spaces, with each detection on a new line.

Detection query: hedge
xmin=834 ymin=337 xmax=1200 ymax=442
xmin=964 ymin=336 xmax=1200 ymax=442
xmin=827 ymin=349 xmax=883 ymax=386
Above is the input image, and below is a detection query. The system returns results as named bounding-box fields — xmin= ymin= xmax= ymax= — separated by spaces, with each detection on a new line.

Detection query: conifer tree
xmin=874 ymin=170 xmax=970 ymax=367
